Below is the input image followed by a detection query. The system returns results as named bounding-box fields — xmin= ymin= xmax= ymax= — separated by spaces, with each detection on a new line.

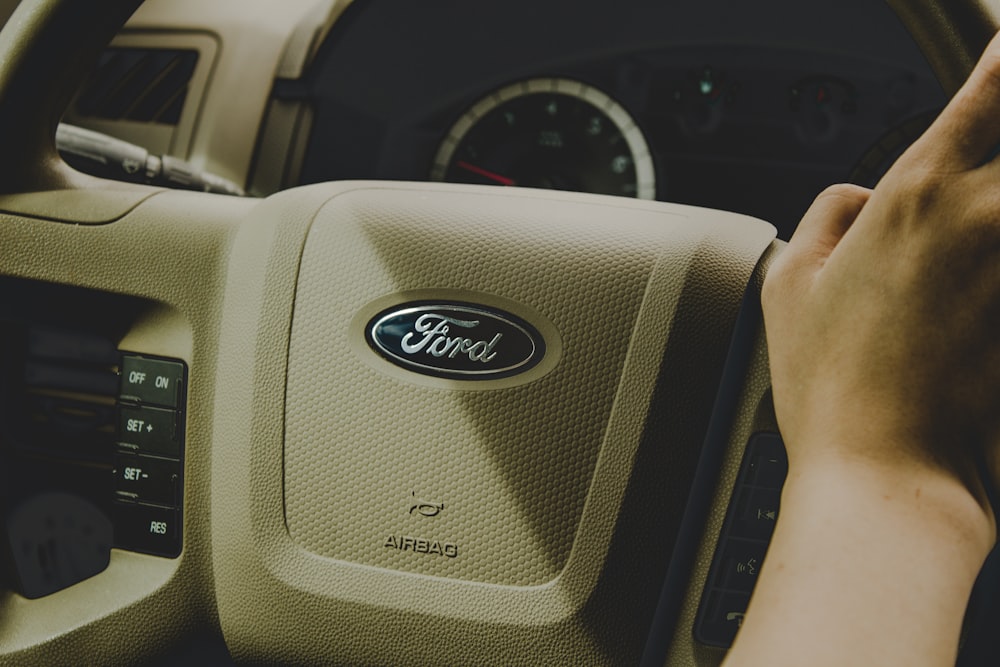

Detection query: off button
xmin=121 ymin=355 xmax=184 ymax=408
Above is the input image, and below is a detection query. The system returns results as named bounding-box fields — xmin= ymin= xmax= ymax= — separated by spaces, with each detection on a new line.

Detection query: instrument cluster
xmin=292 ymin=0 xmax=946 ymax=239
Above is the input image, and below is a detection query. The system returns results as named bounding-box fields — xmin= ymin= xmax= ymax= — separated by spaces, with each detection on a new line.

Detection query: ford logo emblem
xmin=366 ymin=302 xmax=545 ymax=380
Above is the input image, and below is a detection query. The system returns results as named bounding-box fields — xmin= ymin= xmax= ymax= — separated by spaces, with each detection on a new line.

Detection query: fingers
xmin=784 ymin=183 xmax=871 ymax=269
xmin=908 ymin=30 xmax=1000 ymax=171
xmin=763 ymin=184 xmax=870 ymax=311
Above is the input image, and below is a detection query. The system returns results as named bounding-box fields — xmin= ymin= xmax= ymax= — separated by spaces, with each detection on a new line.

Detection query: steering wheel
xmin=0 ymin=0 xmax=995 ymax=665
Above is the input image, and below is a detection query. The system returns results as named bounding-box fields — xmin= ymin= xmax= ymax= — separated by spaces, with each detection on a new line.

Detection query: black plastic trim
xmin=639 ymin=277 xmax=765 ymax=665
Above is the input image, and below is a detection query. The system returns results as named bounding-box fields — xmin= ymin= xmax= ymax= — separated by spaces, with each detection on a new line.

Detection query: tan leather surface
xmin=284 ymin=188 xmax=694 ymax=586
xmin=0 ymin=186 xmax=161 ymax=224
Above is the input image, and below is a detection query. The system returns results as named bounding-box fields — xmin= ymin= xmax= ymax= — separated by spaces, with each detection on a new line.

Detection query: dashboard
xmin=60 ymin=0 xmax=949 ymax=241
xmin=287 ymin=0 xmax=946 ymax=239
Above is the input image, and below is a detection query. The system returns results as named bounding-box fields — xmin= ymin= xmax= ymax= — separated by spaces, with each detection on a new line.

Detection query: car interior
xmin=0 ymin=0 xmax=998 ymax=664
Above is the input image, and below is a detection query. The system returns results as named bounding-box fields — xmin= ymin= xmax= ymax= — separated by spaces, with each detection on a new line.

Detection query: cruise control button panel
xmin=694 ymin=432 xmax=787 ymax=648
xmin=113 ymin=354 xmax=186 ymax=558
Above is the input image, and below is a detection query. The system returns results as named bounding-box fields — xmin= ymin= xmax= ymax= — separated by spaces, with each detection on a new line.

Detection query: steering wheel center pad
xmin=210 ymin=180 xmax=775 ymax=664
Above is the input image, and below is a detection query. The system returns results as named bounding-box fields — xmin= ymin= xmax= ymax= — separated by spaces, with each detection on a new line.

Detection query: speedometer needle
xmin=456 ymin=161 xmax=516 ymax=186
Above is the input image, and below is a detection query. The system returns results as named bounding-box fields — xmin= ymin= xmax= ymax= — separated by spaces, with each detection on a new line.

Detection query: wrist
xmin=724 ymin=457 xmax=994 ymax=667
xmin=778 ymin=413 xmax=997 ymax=548
xmin=781 ymin=456 xmax=995 ymax=565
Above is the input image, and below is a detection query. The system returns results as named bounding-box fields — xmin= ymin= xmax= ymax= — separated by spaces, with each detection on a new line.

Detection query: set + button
xmin=117 ymin=404 xmax=180 ymax=457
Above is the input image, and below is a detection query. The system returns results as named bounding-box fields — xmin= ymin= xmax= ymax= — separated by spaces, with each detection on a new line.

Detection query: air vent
xmin=16 ymin=327 xmax=120 ymax=462
xmin=74 ymin=48 xmax=199 ymax=125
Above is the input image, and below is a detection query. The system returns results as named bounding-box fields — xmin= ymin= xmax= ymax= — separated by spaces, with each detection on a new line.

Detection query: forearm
xmin=723 ymin=460 xmax=994 ymax=667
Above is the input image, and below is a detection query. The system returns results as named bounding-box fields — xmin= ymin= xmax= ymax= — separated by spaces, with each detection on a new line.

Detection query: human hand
xmin=724 ymin=33 xmax=1000 ymax=667
xmin=762 ymin=31 xmax=1000 ymax=534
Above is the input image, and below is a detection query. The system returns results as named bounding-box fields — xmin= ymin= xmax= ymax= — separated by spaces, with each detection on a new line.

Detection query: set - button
xmin=694 ymin=432 xmax=787 ymax=648
xmin=113 ymin=451 xmax=180 ymax=507
xmin=113 ymin=354 xmax=186 ymax=558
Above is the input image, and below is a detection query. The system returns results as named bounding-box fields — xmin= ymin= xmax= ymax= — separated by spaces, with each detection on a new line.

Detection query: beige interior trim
xmin=0 ymin=188 xmax=256 ymax=666
xmin=0 ymin=185 xmax=161 ymax=224
xmin=122 ymin=0 xmax=335 ymax=186
xmin=276 ymin=0 xmax=354 ymax=79
xmin=63 ymin=31 xmax=219 ymax=160
xmin=888 ymin=0 xmax=1000 ymax=94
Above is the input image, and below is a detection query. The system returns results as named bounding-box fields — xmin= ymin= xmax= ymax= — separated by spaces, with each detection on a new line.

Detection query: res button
xmin=112 ymin=503 xmax=180 ymax=557
xmin=120 ymin=356 xmax=184 ymax=408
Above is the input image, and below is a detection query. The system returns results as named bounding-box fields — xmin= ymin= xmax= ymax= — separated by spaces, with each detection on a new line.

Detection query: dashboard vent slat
xmin=14 ymin=327 xmax=120 ymax=461
xmin=75 ymin=48 xmax=199 ymax=125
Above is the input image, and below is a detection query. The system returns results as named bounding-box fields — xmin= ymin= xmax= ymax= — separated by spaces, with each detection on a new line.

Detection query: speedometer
xmin=430 ymin=78 xmax=656 ymax=199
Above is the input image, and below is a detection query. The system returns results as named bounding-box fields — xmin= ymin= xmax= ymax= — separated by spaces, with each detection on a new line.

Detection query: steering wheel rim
xmin=0 ymin=1 xmax=994 ymax=665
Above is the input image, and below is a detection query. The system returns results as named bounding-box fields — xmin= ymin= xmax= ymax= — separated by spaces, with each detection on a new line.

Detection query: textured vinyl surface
xmin=284 ymin=188 xmax=681 ymax=585
xmin=0 ymin=187 xmax=254 ymax=667
xmin=206 ymin=180 xmax=776 ymax=667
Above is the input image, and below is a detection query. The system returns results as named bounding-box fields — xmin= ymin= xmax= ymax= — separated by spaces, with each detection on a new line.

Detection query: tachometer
xmin=431 ymin=78 xmax=656 ymax=199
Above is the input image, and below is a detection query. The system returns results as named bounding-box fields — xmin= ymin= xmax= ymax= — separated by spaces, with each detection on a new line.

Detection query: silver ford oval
xmin=366 ymin=302 xmax=545 ymax=380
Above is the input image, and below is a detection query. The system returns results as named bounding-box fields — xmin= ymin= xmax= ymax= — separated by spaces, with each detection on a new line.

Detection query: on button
xmin=120 ymin=356 xmax=184 ymax=408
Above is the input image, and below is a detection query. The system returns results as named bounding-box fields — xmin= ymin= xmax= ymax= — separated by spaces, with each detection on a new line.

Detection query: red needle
xmin=456 ymin=161 xmax=516 ymax=186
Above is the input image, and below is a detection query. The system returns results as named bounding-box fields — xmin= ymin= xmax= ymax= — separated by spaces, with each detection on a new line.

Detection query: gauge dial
xmin=431 ymin=78 xmax=656 ymax=199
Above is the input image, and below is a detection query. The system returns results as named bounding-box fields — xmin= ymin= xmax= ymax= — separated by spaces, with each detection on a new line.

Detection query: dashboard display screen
xmin=430 ymin=78 xmax=655 ymax=199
